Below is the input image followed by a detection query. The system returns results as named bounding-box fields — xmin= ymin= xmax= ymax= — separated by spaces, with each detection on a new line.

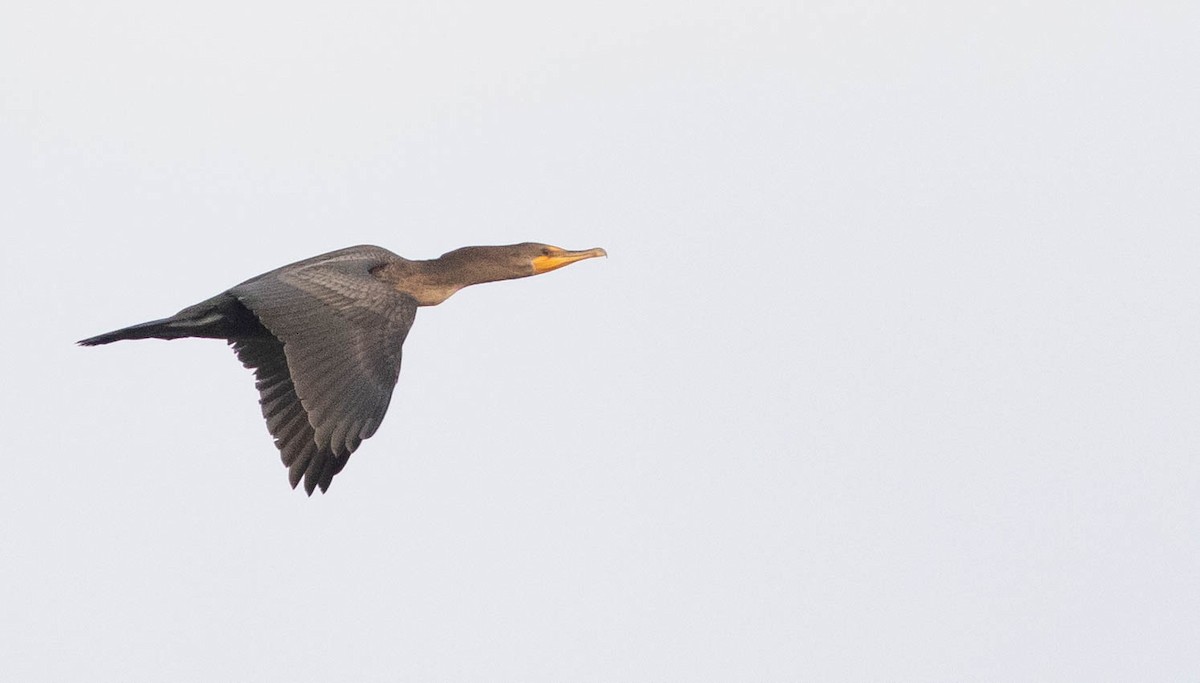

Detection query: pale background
xmin=2 ymin=1 xmax=1198 ymax=680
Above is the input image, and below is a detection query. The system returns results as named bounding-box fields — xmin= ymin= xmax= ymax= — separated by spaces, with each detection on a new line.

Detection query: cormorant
xmin=79 ymin=243 xmax=606 ymax=494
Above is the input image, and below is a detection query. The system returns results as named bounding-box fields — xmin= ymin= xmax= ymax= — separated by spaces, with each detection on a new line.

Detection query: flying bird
xmin=79 ymin=242 xmax=606 ymax=494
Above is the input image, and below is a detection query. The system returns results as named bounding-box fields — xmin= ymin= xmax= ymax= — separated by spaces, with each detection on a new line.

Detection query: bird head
xmin=440 ymin=242 xmax=608 ymax=280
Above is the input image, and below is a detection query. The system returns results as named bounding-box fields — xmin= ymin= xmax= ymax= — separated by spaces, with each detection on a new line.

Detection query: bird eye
xmin=541 ymin=248 xmax=552 ymax=256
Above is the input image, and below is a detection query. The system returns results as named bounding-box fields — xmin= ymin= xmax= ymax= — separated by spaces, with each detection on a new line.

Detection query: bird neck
xmin=375 ymin=256 xmax=516 ymax=306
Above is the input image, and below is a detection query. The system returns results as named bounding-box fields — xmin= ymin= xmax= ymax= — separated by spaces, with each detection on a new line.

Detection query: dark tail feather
xmin=77 ymin=307 xmax=234 ymax=346
xmin=77 ymin=317 xmax=194 ymax=346
xmin=78 ymin=294 xmax=261 ymax=347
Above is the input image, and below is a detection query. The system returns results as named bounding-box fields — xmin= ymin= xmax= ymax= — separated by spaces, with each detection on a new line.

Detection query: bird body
xmin=79 ymin=242 xmax=606 ymax=494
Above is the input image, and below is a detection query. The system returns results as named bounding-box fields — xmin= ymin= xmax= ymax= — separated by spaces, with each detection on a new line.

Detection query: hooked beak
xmin=531 ymin=246 xmax=608 ymax=274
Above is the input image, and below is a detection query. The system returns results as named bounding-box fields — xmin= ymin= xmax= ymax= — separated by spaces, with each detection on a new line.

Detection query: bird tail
xmin=79 ymin=317 xmax=194 ymax=346
xmin=77 ymin=308 xmax=230 ymax=346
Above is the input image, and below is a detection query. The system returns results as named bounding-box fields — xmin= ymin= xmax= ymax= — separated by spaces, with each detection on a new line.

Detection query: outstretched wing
xmin=228 ymin=246 xmax=418 ymax=493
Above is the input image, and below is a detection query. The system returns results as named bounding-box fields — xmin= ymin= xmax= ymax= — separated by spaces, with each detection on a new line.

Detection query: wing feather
xmin=226 ymin=246 xmax=418 ymax=493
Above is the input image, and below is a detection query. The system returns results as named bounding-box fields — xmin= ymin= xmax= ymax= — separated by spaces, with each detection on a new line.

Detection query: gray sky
xmin=3 ymin=1 xmax=1198 ymax=680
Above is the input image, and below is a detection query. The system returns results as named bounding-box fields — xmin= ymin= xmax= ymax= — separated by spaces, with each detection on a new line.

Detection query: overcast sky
xmin=2 ymin=1 xmax=1198 ymax=680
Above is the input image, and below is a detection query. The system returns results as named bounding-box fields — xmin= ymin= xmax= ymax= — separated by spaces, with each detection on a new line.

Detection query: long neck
xmin=374 ymin=255 xmax=515 ymax=306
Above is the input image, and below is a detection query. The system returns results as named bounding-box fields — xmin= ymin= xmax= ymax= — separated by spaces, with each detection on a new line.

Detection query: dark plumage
xmin=79 ymin=242 xmax=606 ymax=494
